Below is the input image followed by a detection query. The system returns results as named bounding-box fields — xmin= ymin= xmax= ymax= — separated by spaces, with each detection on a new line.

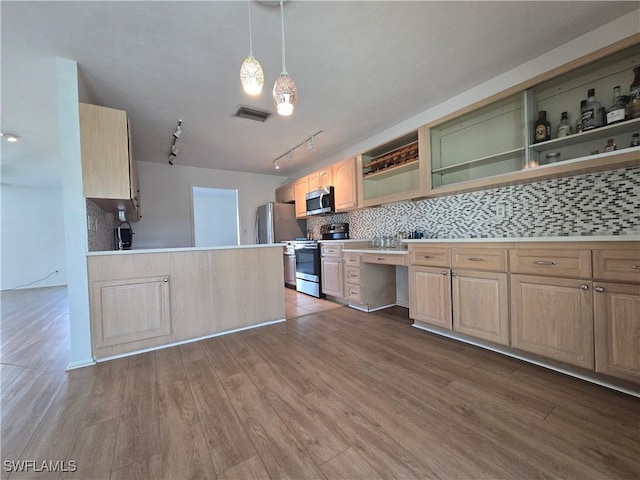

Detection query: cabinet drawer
xmin=593 ymin=249 xmax=640 ymax=284
xmin=510 ymin=249 xmax=591 ymax=279
xmin=362 ymin=253 xmax=406 ymax=266
xmin=321 ymin=244 xmax=343 ymax=257
xmin=344 ymin=267 xmax=361 ymax=286
xmin=409 ymin=247 xmax=450 ymax=267
xmin=452 ymin=248 xmax=507 ymax=272
xmin=344 ymin=284 xmax=363 ymax=303
xmin=344 ymin=253 xmax=361 ymax=267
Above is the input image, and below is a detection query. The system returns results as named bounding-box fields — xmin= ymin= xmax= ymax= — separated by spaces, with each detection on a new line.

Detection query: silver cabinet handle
xmin=534 ymin=261 xmax=557 ymax=266
xmin=441 ymin=271 xmax=448 ymax=276
xmin=468 ymin=257 xmax=484 ymax=262
xmin=633 ymin=265 xmax=640 ymax=270
xmin=579 ymin=284 xmax=589 ymax=290
xmin=164 ymin=278 xmax=169 ymax=282
xmin=451 ymin=272 xmax=457 ymax=277
xmin=376 ymin=257 xmax=385 ymax=261
xmin=423 ymin=255 xmax=434 ymax=259
xmin=595 ymin=286 xmax=605 ymax=292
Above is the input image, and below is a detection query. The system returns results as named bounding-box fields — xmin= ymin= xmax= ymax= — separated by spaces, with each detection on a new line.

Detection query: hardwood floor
xmin=2 ymin=287 xmax=639 ymax=479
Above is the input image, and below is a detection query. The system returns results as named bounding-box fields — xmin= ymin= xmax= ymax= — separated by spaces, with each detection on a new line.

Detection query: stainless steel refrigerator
xmin=256 ymin=202 xmax=305 ymax=243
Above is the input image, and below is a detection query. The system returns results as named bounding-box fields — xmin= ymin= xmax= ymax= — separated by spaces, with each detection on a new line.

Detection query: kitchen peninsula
xmin=86 ymin=244 xmax=284 ymax=359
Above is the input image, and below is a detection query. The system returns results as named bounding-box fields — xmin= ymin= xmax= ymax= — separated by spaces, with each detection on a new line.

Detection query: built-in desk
xmin=342 ymin=248 xmax=409 ymax=312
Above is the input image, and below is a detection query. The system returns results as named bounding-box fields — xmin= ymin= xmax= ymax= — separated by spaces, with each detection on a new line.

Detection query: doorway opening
xmin=191 ymin=186 xmax=239 ymax=247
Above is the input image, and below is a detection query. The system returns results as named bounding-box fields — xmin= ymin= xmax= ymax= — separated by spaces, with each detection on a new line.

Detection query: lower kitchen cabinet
xmin=90 ymin=275 xmax=172 ymax=349
xmin=321 ymin=256 xmax=343 ymax=297
xmin=594 ymin=282 xmax=640 ymax=383
xmin=409 ymin=265 xmax=452 ymax=330
xmin=510 ymin=274 xmax=594 ymax=369
xmin=452 ymin=270 xmax=509 ymax=345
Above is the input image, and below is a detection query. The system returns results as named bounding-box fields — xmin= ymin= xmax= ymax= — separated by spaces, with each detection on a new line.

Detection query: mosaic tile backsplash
xmin=307 ymin=167 xmax=640 ymax=240
xmin=87 ymin=200 xmax=118 ymax=251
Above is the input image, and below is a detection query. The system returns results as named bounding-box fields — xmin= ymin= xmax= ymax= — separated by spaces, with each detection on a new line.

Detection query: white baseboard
xmin=66 ymin=358 xmax=96 ymax=371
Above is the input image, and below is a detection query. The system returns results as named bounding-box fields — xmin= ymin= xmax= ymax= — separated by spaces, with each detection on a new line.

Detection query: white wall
xmin=57 ymin=58 xmax=93 ymax=368
xmin=0 ymin=185 xmax=67 ymax=290
xmin=134 ymin=161 xmax=288 ymax=248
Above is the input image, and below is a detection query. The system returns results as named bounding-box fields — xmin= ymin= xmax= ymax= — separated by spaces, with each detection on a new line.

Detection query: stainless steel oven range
xmin=293 ymin=241 xmax=322 ymax=298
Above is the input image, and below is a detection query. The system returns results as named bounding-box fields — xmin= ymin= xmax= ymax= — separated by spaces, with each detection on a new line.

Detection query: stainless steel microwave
xmin=305 ymin=186 xmax=335 ymax=216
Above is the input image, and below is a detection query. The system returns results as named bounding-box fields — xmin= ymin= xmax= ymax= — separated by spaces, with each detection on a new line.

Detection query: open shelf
xmin=432 ymin=147 xmax=525 ymax=173
xmin=363 ymin=158 xmax=419 ymax=181
xmin=529 ymin=117 xmax=640 ymax=152
xmin=525 ymin=145 xmax=640 ymax=170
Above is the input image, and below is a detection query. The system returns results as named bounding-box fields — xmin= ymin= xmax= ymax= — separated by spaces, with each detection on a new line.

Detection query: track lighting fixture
xmin=272 ymin=130 xmax=323 ymax=169
xmin=168 ymin=120 xmax=182 ymax=165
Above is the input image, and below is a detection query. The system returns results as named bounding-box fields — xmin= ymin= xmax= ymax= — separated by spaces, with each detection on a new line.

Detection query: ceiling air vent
xmin=233 ymin=106 xmax=272 ymax=122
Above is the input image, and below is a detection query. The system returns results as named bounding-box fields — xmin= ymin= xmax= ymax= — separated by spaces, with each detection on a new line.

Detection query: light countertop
xmin=342 ymin=247 xmax=409 ymax=255
xmin=87 ymin=243 xmax=285 ymax=256
xmin=402 ymin=235 xmax=639 ymax=243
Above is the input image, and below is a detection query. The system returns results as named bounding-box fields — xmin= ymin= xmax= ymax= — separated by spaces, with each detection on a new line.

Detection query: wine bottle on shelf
xmin=534 ymin=110 xmax=551 ymax=143
xmin=556 ymin=111 xmax=572 ymax=137
xmin=629 ymin=67 xmax=640 ymax=119
xmin=581 ymin=88 xmax=604 ymax=130
xmin=631 ymin=133 xmax=640 ymax=147
xmin=575 ymin=100 xmax=586 ymax=133
xmin=606 ymin=86 xmax=626 ymax=125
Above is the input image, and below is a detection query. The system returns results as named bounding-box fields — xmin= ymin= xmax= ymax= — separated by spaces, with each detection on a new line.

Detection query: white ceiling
xmin=1 ymin=1 xmax=638 ymax=187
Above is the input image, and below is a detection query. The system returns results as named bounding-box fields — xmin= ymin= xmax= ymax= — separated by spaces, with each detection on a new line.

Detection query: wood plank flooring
xmin=2 ymin=286 xmax=639 ymax=479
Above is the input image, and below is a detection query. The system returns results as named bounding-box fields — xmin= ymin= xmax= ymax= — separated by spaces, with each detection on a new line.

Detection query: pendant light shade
xmin=273 ymin=73 xmax=297 ymax=116
xmin=240 ymin=1 xmax=264 ymax=95
xmin=240 ymin=55 xmax=264 ymax=95
xmin=273 ymin=0 xmax=296 ymax=116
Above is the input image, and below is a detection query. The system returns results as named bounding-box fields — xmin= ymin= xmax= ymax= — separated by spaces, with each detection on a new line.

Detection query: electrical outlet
xmin=495 ymin=203 xmax=506 ymax=221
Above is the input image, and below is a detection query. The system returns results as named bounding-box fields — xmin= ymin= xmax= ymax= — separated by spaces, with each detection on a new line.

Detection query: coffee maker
xmin=114 ymin=221 xmax=134 ymax=250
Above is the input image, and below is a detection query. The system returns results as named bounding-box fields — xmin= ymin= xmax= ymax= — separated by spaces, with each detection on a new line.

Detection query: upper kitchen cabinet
xmin=294 ymin=176 xmax=308 ymax=218
xmin=425 ymin=36 xmax=640 ymax=197
xmin=307 ymin=167 xmax=333 ymax=191
xmin=333 ymin=157 xmax=358 ymax=211
xmin=275 ymin=182 xmax=295 ymax=203
xmin=80 ymin=103 xmax=140 ymax=221
xmin=358 ymin=130 xmax=427 ymax=207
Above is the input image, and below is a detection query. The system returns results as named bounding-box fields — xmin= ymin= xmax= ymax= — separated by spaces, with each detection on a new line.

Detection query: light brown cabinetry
xmin=308 ymin=168 xmax=333 ymax=191
xmin=593 ymin=282 xmax=640 ymax=383
xmin=424 ymin=37 xmax=640 ymax=197
xmin=450 ymin=248 xmax=509 ymax=345
xmin=592 ymin=248 xmax=640 ymax=382
xmin=409 ymin=265 xmax=452 ymax=329
xmin=90 ymin=275 xmax=171 ymax=349
xmin=510 ymin=274 xmax=594 ymax=369
xmin=333 ymin=157 xmax=358 ymax=211
xmin=294 ymin=177 xmax=308 ymax=218
xmin=321 ymin=244 xmax=343 ymax=298
xmin=276 ymin=183 xmax=295 ymax=204
xmin=344 ymin=253 xmax=398 ymax=311
xmin=80 ymin=103 xmax=140 ymax=221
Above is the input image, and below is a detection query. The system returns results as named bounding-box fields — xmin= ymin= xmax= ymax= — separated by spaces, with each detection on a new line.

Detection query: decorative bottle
xmin=629 ymin=67 xmax=640 ymax=119
xmin=581 ymin=88 xmax=604 ymax=130
xmin=556 ymin=111 xmax=572 ymax=137
xmin=630 ymin=133 xmax=640 ymax=147
xmin=575 ymin=100 xmax=586 ymax=133
xmin=606 ymin=86 xmax=626 ymax=125
xmin=534 ymin=110 xmax=551 ymax=143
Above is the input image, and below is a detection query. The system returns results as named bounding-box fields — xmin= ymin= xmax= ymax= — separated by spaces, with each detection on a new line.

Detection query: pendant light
xmin=273 ymin=0 xmax=297 ymax=116
xmin=239 ymin=0 xmax=264 ymax=95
